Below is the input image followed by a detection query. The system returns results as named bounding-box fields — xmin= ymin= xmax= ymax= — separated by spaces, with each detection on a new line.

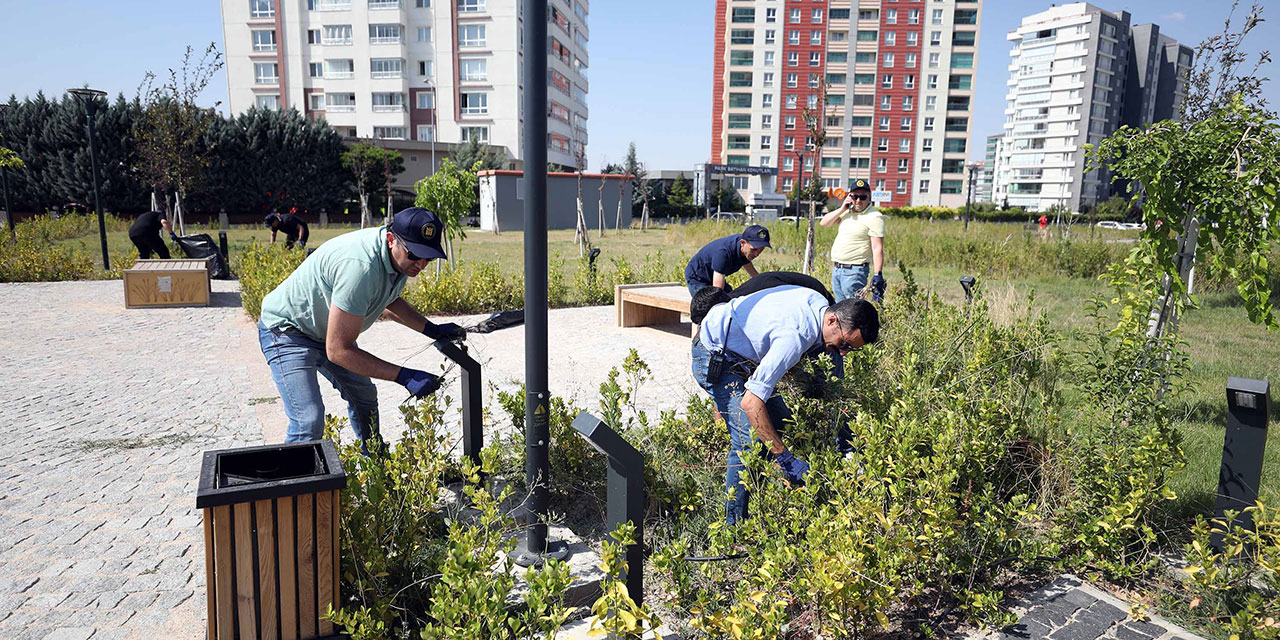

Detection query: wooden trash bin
xmin=124 ymin=258 xmax=213 ymax=308
xmin=196 ymin=441 xmax=347 ymax=640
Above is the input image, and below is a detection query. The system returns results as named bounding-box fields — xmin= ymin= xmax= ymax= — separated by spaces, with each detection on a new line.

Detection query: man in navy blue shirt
xmin=684 ymin=224 xmax=772 ymax=296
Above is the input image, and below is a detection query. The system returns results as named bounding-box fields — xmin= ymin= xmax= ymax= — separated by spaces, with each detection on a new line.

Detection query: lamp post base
xmin=508 ymin=537 xmax=570 ymax=568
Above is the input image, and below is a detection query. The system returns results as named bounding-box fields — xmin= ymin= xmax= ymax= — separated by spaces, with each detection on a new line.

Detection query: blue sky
xmin=1 ymin=0 xmax=1275 ymax=171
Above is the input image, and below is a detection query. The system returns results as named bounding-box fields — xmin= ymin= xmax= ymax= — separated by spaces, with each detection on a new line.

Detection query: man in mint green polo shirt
xmin=257 ymin=207 xmax=466 ymax=448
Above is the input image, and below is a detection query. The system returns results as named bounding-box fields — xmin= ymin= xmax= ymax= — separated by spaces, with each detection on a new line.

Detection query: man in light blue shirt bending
xmin=691 ymin=286 xmax=880 ymax=524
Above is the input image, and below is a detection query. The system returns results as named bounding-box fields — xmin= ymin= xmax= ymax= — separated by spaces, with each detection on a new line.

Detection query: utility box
xmin=123 ymin=258 xmax=212 ymax=308
xmin=197 ymin=441 xmax=347 ymax=640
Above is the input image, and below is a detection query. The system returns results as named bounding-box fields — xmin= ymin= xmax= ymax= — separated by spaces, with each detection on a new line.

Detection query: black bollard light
xmin=959 ymin=276 xmax=976 ymax=305
xmin=432 ymin=338 xmax=483 ymax=467
xmin=1211 ymin=377 xmax=1270 ymax=550
xmin=218 ymin=230 xmax=229 ymax=262
xmin=570 ymin=411 xmax=645 ymax=604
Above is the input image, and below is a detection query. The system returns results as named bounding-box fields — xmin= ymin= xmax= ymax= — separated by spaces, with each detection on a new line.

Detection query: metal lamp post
xmin=963 ymin=162 xmax=980 ymax=232
xmin=67 ymin=88 xmax=110 ymax=270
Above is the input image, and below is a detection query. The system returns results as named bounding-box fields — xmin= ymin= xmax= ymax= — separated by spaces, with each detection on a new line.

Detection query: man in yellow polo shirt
xmin=819 ymin=178 xmax=885 ymax=302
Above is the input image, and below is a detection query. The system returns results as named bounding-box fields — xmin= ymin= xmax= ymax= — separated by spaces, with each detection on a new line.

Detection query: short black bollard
xmin=434 ymin=338 xmax=484 ymax=467
xmin=570 ymin=411 xmax=645 ymax=605
xmin=1212 ymin=377 xmax=1270 ymax=550
xmin=959 ymin=275 xmax=976 ymax=305
xmin=218 ymin=231 xmax=229 ymax=262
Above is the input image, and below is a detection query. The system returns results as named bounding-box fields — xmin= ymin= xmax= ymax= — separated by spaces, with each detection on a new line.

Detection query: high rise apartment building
xmin=993 ymin=3 xmax=1191 ymax=212
xmin=976 ymin=133 xmax=1000 ymax=202
xmin=220 ymin=0 xmax=590 ymax=168
xmin=710 ymin=0 xmax=982 ymax=208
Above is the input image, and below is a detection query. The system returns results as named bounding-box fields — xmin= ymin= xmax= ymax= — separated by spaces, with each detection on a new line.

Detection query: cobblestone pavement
xmin=0 ymin=279 xmax=700 ymax=639
xmin=977 ymin=575 xmax=1205 ymax=640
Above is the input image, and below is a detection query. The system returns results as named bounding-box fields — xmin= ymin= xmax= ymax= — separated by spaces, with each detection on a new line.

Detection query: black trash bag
xmin=468 ymin=309 xmax=525 ymax=334
xmin=174 ymin=233 xmax=232 ymax=279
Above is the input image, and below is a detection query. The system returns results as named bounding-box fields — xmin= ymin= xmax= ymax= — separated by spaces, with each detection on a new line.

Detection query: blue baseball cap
xmin=391 ymin=207 xmax=447 ymax=260
xmin=742 ymin=224 xmax=771 ymax=249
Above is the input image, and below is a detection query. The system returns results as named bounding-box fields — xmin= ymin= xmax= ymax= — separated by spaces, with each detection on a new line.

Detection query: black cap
xmin=391 ymin=207 xmax=447 ymax=260
xmin=742 ymin=224 xmax=771 ymax=248
xmin=264 ymin=213 xmax=279 ymax=226
xmin=850 ymin=178 xmax=871 ymax=192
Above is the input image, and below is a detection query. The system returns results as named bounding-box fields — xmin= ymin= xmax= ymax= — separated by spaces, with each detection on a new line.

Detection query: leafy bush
xmin=1178 ymin=504 xmax=1280 ymax=639
xmin=0 ymin=233 xmax=96 ymax=282
xmin=235 ymin=241 xmax=307 ymax=320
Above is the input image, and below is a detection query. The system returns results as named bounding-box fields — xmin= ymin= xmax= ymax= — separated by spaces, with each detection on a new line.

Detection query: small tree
xmin=135 ymin=43 xmax=224 ymax=234
xmin=799 ymin=79 xmax=830 ymax=275
xmin=450 ymin=138 xmax=505 ymax=171
xmin=623 ymin=143 xmax=649 ymax=230
xmin=572 ymin=140 xmax=591 ymax=256
xmin=669 ymin=174 xmax=692 ymax=208
xmin=414 ymin=159 xmax=477 ymax=267
xmin=596 ymin=158 xmax=607 ymax=238
xmin=603 ymin=162 xmax=628 ymax=231
xmin=342 ymin=141 xmax=404 ymax=228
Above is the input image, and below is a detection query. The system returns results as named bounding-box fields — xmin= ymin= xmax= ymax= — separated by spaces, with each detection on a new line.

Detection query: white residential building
xmin=994 ymin=3 xmax=1191 ymax=212
xmin=220 ymin=0 xmax=590 ymax=168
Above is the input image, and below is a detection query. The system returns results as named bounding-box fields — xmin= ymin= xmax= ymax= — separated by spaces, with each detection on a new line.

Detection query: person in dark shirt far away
xmin=266 ymin=209 xmax=311 ymax=249
xmin=684 ymin=224 xmax=772 ymax=296
xmin=128 ymin=210 xmax=174 ymax=260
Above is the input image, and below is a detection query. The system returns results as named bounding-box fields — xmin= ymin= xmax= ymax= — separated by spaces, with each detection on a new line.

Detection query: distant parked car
xmin=1096 ymin=220 xmax=1124 ymax=230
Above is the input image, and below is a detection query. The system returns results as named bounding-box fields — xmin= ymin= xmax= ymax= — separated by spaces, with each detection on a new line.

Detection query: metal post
xmin=2 ymin=166 xmax=12 ymax=239
xmin=963 ymin=164 xmax=977 ymax=232
xmin=571 ymin=412 xmax=645 ymax=604
xmin=1211 ymin=377 xmax=1270 ymax=550
xmin=513 ymin=0 xmax=567 ymax=568
xmin=432 ymin=339 xmax=483 ymax=467
xmin=218 ymin=231 xmax=229 ymax=263
xmin=86 ymin=103 xmax=108 ymax=270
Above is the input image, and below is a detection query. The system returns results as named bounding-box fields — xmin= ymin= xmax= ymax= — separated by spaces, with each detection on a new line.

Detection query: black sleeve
xmin=726 ymin=271 xmax=834 ymax=305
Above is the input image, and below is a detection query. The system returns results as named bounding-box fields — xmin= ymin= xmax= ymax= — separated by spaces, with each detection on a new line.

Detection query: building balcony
xmin=370 ymin=36 xmax=404 ymax=45
xmin=372 ymin=70 xmax=405 ymax=79
xmin=1021 ymin=34 xmax=1056 ymax=46
xmin=368 ymin=0 xmax=401 ymax=8
xmin=372 ymin=104 xmax=406 ymax=112
xmin=311 ymin=0 xmax=351 ymax=10
xmin=325 ymin=71 xmax=355 ymax=80
xmin=326 ymin=104 xmax=357 ymax=113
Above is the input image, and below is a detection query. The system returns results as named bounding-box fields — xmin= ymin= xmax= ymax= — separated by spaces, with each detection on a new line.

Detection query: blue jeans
xmin=691 ymin=339 xmax=793 ymax=525
xmin=831 ymin=263 xmax=870 ymax=302
xmin=257 ymin=321 xmax=381 ymax=446
xmin=687 ymin=281 xmax=732 ymax=297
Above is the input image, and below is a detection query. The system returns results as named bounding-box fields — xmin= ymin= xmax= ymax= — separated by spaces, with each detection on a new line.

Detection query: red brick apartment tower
xmin=871 ymin=0 xmax=924 ymax=207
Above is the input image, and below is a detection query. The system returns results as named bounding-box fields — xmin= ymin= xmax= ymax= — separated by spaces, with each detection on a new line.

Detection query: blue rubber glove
xmin=774 ymin=450 xmax=810 ymax=486
xmin=395 ymin=367 xmax=441 ymax=398
xmin=871 ymin=272 xmax=886 ymax=302
xmin=423 ymin=321 xmax=466 ymax=341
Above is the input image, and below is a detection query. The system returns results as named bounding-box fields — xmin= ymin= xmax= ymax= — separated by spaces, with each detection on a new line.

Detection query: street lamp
xmin=67 ymin=87 xmax=110 ymax=270
xmin=963 ymin=162 xmax=980 ymax=232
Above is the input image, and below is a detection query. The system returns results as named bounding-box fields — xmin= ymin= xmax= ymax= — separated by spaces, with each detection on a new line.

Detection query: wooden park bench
xmin=123 ymin=258 xmax=214 ymax=308
xmin=614 ymin=282 xmax=692 ymax=328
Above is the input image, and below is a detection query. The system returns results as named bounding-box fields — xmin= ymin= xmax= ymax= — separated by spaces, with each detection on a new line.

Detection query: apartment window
xmin=254 ymin=62 xmax=279 ymax=84
xmin=901 ymin=117 xmax=912 ymax=131
xmin=788 ymin=52 xmax=799 ymax=66
xmin=731 ymin=29 xmax=755 ymax=45
xmin=930 ymin=30 xmax=942 ymax=46
xmin=931 ymin=9 xmax=943 ymax=24
xmin=877 ymin=138 xmax=889 ymax=151
xmin=886 ymin=8 xmax=897 ymax=24
xmin=924 ymin=74 xmax=937 ymax=90
xmin=373 ymin=126 xmax=406 ymax=140
xmin=879 ymin=116 xmax=890 ymax=131
xmin=250 ymin=0 xmax=274 ymax=19
xmin=762 ymin=114 xmax=772 ymax=129
xmin=416 ymin=91 xmax=434 ymax=109
xmin=955 ymin=9 xmax=977 ymax=25
xmin=460 ymin=58 xmax=487 ymax=81
xmin=825 ymin=73 xmax=845 ymax=85
xmin=812 ymin=9 xmax=823 ymax=23
xmin=850 ymin=116 xmax=871 ymax=127
xmin=808 ymin=73 xmax=819 ymax=89
xmin=369 ymin=24 xmax=403 ymax=44
xmin=884 ymin=53 xmax=895 ymax=68
xmin=850 ymin=136 xmax=870 ymax=148
xmin=829 ymin=51 xmax=848 ymax=63
xmin=907 ymin=32 xmax=918 ymax=46
xmin=416 ymin=125 xmax=435 ymax=141
xmin=764 ymin=51 xmax=775 ymax=66
xmin=760 ymin=156 xmax=772 ymax=168
xmin=417 ymin=26 xmax=431 ymax=42
xmin=785 ymin=115 xmax=796 ymax=129
xmin=729 ymin=71 xmax=752 ymax=88
xmin=884 ymin=31 xmax=896 ymax=46
xmin=809 ymin=52 xmax=821 ymax=67
xmin=857 ymin=9 xmax=876 ymax=20
xmin=730 ymin=50 xmax=754 ymax=66
xmin=728 ymin=175 xmax=750 ymax=188
xmin=764 ymin=29 xmax=776 ymax=44
xmin=418 ymin=60 xmax=433 ymax=77
xmin=727 ymin=135 xmax=750 ymax=150
xmin=941 ymin=180 xmax=963 ymax=194
xmin=460 ymin=126 xmax=489 ymax=143
xmin=786 ymin=73 xmax=798 ymax=88
xmin=371 ymin=58 xmax=404 ymax=78
xmin=908 ymin=9 xmax=920 ymax=24
xmin=896 ymin=179 xmax=907 ymax=194
xmin=782 ymin=178 xmax=793 ymax=193
xmin=789 ymin=8 xmax=801 ymax=23
xmin=372 ymin=92 xmax=405 ymax=111
xmin=252 ymin=30 xmax=277 ymax=52
xmin=761 ymin=135 xmax=773 ymax=149
xmin=905 ymin=53 xmax=917 ymax=68
xmin=881 ymin=74 xmax=893 ymax=89
xmin=922 ymin=138 xmax=933 ymax=152
xmin=928 ymin=53 xmax=940 ymax=68
xmin=255 ymin=94 xmax=280 ymax=109
xmin=810 ymin=30 xmax=822 ymax=45
xmin=307 ymin=28 xmax=321 ymax=44
xmin=899 ymin=138 xmax=911 ymax=152
xmin=904 ymin=74 xmax=915 ymax=89
xmin=923 ymin=116 xmax=935 ymax=131
xmin=762 ymin=72 xmax=774 ymax=88
xmin=416 ymin=0 xmax=429 ymax=6
xmin=458 ymin=24 xmax=486 ymax=46
xmin=830 ymin=30 xmax=847 ymax=42
xmin=729 ymin=93 xmax=752 ymax=108
xmin=876 ymin=158 xmax=888 ymax=173
xmin=898 ymin=158 xmax=909 ymax=173
xmin=307 ymin=93 xmax=325 ymax=110
xmin=920 ymin=159 xmax=932 ymax=172
xmin=783 ymin=157 xmax=794 ymax=171
xmin=951 ymin=53 xmax=974 ymax=69
xmin=806 ymin=94 xmax=818 ymax=109
xmin=875 ymin=179 xmax=885 ymax=191
xmin=948 ymin=75 xmax=972 ymax=90
xmin=953 ymin=30 xmax=975 ymax=47
xmin=457 ymin=0 xmax=484 ymax=12
xmin=762 ymin=94 xmax=773 ymax=108
xmin=902 ymin=96 xmax=913 ymax=110
xmin=460 ymin=92 xmax=488 ymax=115
xmin=727 ymin=113 xmax=751 ymax=129
xmin=856 ymin=52 xmax=876 ymax=64
xmin=880 ymin=95 xmax=892 ymax=110
xmin=919 ymin=179 xmax=930 ymax=192
xmin=324 ymin=59 xmax=354 ymax=79
xmin=803 ymin=157 xmax=814 ymax=172
xmin=322 ymin=25 xmax=353 ymax=45
xmin=788 ymin=30 xmax=800 ymax=45
xmin=765 ymin=8 xmax=776 ymax=22
xmin=784 ymin=136 xmax=795 ymax=151
xmin=820 ymin=158 xmax=841 ymax=169
xmin=732 ymin=7 xmax=755 ymax=23
xmin=309 ymin=62 xmax=323 ymax=78
xmin=854 ymin=73 xmax=873 ymax=85
xmin=857 ymin=30 xmax=877 ymax=42
xmin=824 ymin=137 xmax=842 ymax=148
xmin=786 ymin=94 xmax=797 ymax=109
xmin=325 ymin=92 xmax=356 ymax=111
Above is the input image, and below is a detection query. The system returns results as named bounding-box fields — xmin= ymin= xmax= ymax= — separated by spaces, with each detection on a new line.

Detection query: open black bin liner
xmin=174 ymin=233 xmax=231 ymax=279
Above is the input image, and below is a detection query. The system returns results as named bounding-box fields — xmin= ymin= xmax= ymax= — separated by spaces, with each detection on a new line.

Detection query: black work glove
xmin=423 ymin=321 xmax=466 ymax=341
xmin=871 ymin=272 xmax=886 ymax=302
xmin=774 ymin=450 xmax=810 ymax=486
xmin=395 ymin=367 xmax=441 ymax=398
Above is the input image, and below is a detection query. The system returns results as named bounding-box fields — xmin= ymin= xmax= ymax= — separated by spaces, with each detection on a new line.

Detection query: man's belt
xmin=833 ymin=261 xmax=868 ymax=268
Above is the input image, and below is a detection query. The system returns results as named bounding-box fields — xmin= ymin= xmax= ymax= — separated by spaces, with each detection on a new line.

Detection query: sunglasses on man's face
xmin=851 ymin=194 xmax=870 ymax=202
xmin=394 ymin=234 xmax=430 ymax=262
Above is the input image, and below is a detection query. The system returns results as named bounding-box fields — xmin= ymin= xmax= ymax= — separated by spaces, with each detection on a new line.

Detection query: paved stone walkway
xmin=980 ymin=575 xmax=1203 ymax=640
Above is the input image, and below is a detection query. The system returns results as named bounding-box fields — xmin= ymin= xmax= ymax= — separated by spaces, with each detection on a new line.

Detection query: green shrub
xmin=235 ymin=241 xmax=307 ymax=320
xmin=0 ymin=233 xmax=96 ymax=282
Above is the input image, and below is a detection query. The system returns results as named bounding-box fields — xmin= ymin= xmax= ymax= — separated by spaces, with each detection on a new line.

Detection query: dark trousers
xmin=130 ymin=233 xmax=170 ymax=260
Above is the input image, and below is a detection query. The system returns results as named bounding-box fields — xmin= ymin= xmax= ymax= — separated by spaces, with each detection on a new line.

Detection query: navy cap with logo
xmin=391 ymin=207 xmax=447 ymax=260
xmin=850 ymin=178 xmax=871 ymax=192
xmin=742 ymin=224 xmax=771 ymax=249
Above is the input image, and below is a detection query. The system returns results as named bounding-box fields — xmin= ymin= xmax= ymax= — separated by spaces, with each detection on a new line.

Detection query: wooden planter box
xmin=196 ymin=441 xmax=347 ymax=640
xmin=123 ymin=258 xmax=212 ymax=308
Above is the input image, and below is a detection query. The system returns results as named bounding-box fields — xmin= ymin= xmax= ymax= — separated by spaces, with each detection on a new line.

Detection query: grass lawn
xmin=58 ymin=219 xmax=1280 ymax=515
